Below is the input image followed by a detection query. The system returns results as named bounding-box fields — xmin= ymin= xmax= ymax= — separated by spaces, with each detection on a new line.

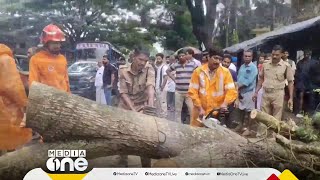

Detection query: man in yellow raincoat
xmin=0 ymin=44 xmax=32 ymax=150
xmin=188 ymin=48 xmax=238 ymax=127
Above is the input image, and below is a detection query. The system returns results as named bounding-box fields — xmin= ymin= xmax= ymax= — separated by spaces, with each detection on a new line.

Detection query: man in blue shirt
xmin=234 ymin=50 xmax=258 ymax=136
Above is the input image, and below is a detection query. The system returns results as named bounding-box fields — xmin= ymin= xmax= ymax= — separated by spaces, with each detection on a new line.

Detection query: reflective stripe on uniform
xmin=225 ymin=83 xmax=235 ymax=90
xmin=199 ymin=72 xmax=205 ymax=87
xmin=200 ymin=88 xmax=206 ymax=95
xmin=189 ymin=83 xmax=199 ymax=89
xmin=212 ymin=91 xmax=224 ymax=97
xmin=212 ymin=72 xmax=224 ymax=97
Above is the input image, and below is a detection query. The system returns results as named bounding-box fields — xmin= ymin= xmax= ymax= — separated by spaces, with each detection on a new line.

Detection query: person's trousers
xmin=257 ymin=89 xmax=284 ymax=137
xmin=96 ymin=87 xmax=106 ymax=105
xmin=175 ymin=92 xmax=193 ymax=123
xmin=156 ymin=90 xmax=167 ymax=118
xmin=293 ymin=89 xmax=313 ymax=115
xmin=104 ymin=87 xmax=112 ymax=106
xmin=256 ymin=89 xmax=263 ymax=110
xmin=167 ymin=91 xmax=175 ymax=110
xmin=261 ymin=89 xmax=285 ymax=120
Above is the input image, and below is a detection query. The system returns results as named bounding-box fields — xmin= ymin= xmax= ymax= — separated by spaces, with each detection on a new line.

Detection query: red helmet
xmin=40 ymin=24 xmax=66 ymax=44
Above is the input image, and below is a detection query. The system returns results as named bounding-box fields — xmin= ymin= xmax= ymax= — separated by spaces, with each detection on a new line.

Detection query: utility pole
xmin=225 ymin=8 xmax=230 ymax=47
xmin=271 ymin=0 xmax=276 ymax=30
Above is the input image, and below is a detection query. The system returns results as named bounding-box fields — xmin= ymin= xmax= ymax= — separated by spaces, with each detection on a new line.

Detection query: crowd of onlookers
xmin=94 ymin=45 xmax=320 ymax=138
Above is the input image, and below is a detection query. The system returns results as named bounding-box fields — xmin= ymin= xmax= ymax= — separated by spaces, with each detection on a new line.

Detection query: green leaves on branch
xmin=296 ymin=115 xmax=320 ymax=143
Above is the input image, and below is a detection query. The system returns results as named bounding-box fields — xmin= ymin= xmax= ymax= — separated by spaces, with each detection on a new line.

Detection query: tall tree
xmin=185 ymin=0 xmax=218 ymax=49
xmin=292 ymin=0 xmax=320 ymax=22
xmin=0 ymin=0 xmax=199 ymax=53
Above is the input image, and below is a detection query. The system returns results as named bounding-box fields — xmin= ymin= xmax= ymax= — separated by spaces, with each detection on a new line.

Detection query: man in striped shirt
xmin=166 ymin=50 xmax=198 ymax=123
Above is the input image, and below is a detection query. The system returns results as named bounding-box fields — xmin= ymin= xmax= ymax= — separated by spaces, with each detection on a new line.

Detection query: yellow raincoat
xmin=188 ymin=64 xmax=238 ymax=127
xmin=0 ymin=44 xmax=32 ymax=150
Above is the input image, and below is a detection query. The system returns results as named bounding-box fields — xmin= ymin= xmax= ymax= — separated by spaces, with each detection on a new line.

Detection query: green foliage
xmin=231 ymin=29 xmax=239 ymax=45
xmin=0 ymin=0 xmax=198 ymax=54
xmin=296 ymin=115 xmax=319 ymax=143
xmin=313 ymin=89 xmax=320 ymax=94
xmin=296 ymin=127 xmax=318 ymax=143
xmin=312 ymin=111 xmax=320 ymax=132
xmin=163 ymin=11 xmax=197 ymax=50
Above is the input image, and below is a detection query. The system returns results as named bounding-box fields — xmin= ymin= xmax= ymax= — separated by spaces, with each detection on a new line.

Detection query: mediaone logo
xmin=46 ymin=150 xmax=88 ymax=173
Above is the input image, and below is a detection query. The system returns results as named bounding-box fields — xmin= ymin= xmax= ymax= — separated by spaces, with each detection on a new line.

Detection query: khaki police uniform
xmin=259 ymin=60 xmax=294 ymax=120
xmin=118 ymin=63 xmax=155 ymax=112
xmin=118 ymin=63 xmax=155 ymax=167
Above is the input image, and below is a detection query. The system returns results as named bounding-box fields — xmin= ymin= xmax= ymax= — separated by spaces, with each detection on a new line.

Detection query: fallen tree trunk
xmin=26 ymin=83 xmax=243 ymax=158
xmin=0 ymin=83 xmax=319 ymax=179
xmin=0 ymin=140 xmax=147 ymax=180
xmin=251 ymin=109 xmax=298 ymax=135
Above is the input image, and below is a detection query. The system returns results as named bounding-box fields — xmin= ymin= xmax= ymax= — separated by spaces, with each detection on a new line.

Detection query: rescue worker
xmin=253 ymin=45 xmax=294 ymax=136
xmin=118 ymin=47 xmax=155 ymax=167
xmin=29 ymin=24 xmax=70 ymax=92
xmin=0 ymin=44 xmax=32 ymax=151
xmin=188 ymin=48 xmax=238 ymax=127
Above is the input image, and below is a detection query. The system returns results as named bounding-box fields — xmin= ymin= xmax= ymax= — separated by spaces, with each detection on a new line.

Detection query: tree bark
xmin=0 ymin=82 xmax=319 ymax=179
xmin=0 ymin=140 xmax=141 ymax=180
xmin=185 ymin=0 xmax=217 ymax=49
xmin=250 ymin=110 xmax=298 ymax=134
xmin=26 ymin=83 xmax=234 ymax=158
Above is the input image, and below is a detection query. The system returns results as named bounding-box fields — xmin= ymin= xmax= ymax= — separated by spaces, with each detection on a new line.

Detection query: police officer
xmin=253 ymin=45 xmax=294 ymax=120
xmin=118 ymin=47 xmax=155 ymax=167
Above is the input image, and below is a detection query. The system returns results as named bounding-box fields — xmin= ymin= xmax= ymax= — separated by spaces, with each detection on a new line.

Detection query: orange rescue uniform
xmin=0 ymin=44 xmax=32 ymax=150
xmin=188 ymin=64 xmax=238 ymax=127
xmin=29 ymin=50 xmax=70 ymax=92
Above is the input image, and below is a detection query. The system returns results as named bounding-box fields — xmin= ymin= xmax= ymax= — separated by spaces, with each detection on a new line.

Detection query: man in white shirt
xmin=186 ymin=48 xmax=201 ymax=67
xmin=229 ymin=62 xmax=237 ymax=72
xmin=283 ymin=50 xmax=296 ymax=75
xmin=155 ymin=53 xmax=169 ymax=118
xmin=166 ymin=55 xmax=176 ymax=111
xmin=95 ymin=61 xmax=106 ymax=104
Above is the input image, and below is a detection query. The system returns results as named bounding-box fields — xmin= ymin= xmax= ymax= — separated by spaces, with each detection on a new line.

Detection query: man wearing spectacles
xmin=188 ymin=48 xmax=238 ymax=127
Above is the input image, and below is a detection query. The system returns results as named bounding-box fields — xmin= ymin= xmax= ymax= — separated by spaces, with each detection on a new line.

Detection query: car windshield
xmin=68 ymin=63 xmax=97 ymax=73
